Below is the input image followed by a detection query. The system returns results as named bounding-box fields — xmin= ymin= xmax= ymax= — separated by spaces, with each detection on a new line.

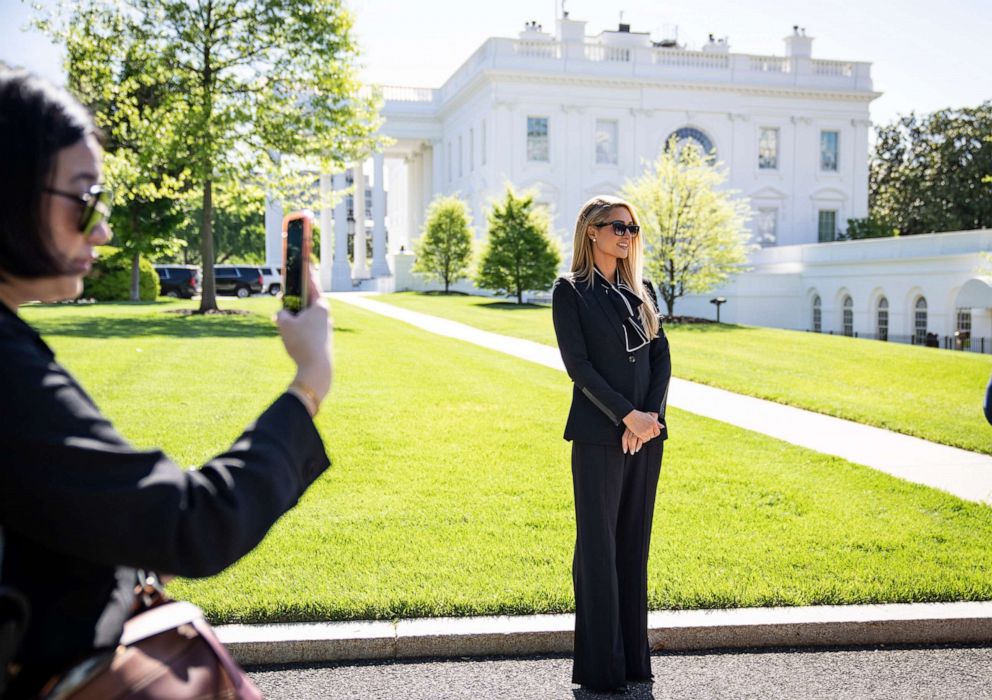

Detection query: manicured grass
xmin=17 ymin=297 xmax=992 ymax=625
xmin=374 ymin=292 xmax=992 ymax=456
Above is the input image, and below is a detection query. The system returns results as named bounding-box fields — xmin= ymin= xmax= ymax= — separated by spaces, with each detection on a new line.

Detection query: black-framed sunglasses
xmin=43 ymin=184 xmax=113 ymax=235
xmin=593 ymin=220 xmax=640 ymax=237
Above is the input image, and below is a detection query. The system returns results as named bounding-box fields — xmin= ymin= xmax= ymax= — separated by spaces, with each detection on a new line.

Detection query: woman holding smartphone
xmin=0 ymin=70 xmax=332 ymax=698
xmin=552 ymin=195 xmax=672 ymax=693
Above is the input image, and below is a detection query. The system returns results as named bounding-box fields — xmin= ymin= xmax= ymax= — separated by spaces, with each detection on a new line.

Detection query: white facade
xmin=677 ymin=229 xmax=992 ymax=349
xmin=376 ymin=16 xmax=876 ymax=258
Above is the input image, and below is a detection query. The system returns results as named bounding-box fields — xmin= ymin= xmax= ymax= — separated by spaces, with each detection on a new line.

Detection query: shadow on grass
xmin=477 ymin=301 xmax=549 ymax=310
xmin=30 ymin=312 xmax=278 ymax=339
xmin=665 ymin=322 xmax=756 ymax=334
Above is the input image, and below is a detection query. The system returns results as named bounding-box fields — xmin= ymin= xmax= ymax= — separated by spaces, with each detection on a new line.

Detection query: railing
xmin=654 ymin=49 xmax=729 ymax=70
xmin=514 ymin=40 xmax=560 ymax=59
xmin=379 ymin=37 xmax=873 ymax=112
xmin=808 ymin=330 xmax=992 ymax=355
xmin=812 ymin=59 xmax=854 ymax=77
xmin=750 ymin=56 xmax=791 ymax=73
xmin=584 ymin=43 xmax=631 ymax=62
xmin=376 ymin=85 xmax=435 ymax=102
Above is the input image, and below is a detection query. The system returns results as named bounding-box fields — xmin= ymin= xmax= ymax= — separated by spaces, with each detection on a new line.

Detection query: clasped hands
xmin=621 ymin=409 xmax=664 ymax=455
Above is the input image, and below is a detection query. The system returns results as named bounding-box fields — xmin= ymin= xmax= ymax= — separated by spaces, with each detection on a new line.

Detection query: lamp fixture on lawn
xmin=710 ymin=297 xmax=727 ymax=323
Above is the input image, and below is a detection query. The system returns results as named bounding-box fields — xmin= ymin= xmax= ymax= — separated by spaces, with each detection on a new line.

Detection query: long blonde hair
xmin=570 ymin=195 xmax=659 ymax=339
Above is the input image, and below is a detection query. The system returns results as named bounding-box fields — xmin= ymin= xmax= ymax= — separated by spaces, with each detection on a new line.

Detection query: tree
xmin=476 ymin=188 xmax=560 ymax=304
xmin=40 ymin=0 xmax=379 ymax=311
xmin=870 ymin=102 xmax=992 ymax=235
xmin=413 ymin=195 xmax=474 ymax=293
xmin=622 ymin=138 xmax=752 ymax=316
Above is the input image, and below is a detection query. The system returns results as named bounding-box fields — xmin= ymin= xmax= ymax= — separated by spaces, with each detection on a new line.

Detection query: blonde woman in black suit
xmin=552 ymin=195 xmax=671 ymax=693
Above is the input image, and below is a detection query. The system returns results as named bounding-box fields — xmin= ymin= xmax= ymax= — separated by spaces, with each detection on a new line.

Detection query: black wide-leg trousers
xmin=570 ymin=439 xmax=664 ymax=690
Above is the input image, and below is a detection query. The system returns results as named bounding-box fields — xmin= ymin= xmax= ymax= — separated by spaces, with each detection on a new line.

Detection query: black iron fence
xmin=807 ymin=330 xmax=992 ymax=354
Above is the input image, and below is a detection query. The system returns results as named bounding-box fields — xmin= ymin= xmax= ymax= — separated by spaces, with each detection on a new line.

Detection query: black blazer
xmin=552 ymin=274 xmax=671 ymax=446
xmin=0 ymin=302 xmax=330 ymax=698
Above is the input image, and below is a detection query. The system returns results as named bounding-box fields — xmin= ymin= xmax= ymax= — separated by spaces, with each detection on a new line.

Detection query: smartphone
xmin=282 ymin=211 xmax=313 ymax=314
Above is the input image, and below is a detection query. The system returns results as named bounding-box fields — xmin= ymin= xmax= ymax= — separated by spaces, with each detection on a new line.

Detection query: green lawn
xmin=374 ymin=292 xmax=992 ymax=456
xmin=17 ymin=298 xmax=992 ymax=625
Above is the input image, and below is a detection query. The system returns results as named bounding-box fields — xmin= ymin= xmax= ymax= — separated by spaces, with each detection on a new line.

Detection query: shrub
xmin=83 ymin=246 xmax=160 ymax=301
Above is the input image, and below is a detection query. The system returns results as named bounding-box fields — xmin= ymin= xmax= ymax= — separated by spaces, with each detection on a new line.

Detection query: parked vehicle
xmin=153 ymin=265 xmax=200 ymax=299
xmin=259 ymin=266 xmax=281 ymax=296
xmin=213 ymin=265 xmax=264 ymax=297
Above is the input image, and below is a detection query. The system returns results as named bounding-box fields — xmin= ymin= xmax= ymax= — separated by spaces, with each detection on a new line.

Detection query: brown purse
xmin=40 ymin=574 xmax=262 ymax=700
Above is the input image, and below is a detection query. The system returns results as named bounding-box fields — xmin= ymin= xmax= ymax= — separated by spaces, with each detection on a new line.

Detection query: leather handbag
xmin=40 ymin=574 xmax=262 ymax=700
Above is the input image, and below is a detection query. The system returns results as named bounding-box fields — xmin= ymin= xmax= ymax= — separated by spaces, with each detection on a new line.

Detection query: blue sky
xmin=3 ymin=0 xmax=990 ymax=126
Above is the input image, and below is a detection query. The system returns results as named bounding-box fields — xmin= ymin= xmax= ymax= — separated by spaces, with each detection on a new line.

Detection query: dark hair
xmin=0 ymin=69 xmax=96 ymax=279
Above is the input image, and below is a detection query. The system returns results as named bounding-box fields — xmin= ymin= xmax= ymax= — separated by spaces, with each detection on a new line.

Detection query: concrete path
xmin=330 ymin=293 xmax=992 ymax=504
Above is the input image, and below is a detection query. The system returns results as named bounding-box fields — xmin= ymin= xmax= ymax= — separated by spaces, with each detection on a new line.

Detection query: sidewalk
xmin=330 ymin=293 xmax=992 ymax=505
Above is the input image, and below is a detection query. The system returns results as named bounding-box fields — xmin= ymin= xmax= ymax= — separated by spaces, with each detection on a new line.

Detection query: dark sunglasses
xmin=44 ymin=184 xmax=113 ymax=235
xmin=593 ymin=220 xmax=640 ymax=237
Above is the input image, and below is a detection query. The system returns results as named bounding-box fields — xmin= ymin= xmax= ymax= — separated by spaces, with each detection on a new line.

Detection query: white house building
xmin=263 ymin=13 xmax=991 ymax=350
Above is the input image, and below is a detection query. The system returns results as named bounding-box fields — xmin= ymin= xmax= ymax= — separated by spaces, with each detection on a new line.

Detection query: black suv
xmin=214 ymin=265 xmax=264 ymax=297
xmin=154 ymin=265 xmax=200 ymax=298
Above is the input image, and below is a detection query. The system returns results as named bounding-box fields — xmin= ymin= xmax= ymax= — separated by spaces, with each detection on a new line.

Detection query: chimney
xmin=784 ymin=25 xmax=813 ymax=57
xmin=556 ymin=14 xmax=587 ymax=43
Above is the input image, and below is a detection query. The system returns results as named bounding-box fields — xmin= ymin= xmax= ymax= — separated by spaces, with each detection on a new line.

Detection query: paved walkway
xmin=330 ymin=293 xmax=992 ymax=504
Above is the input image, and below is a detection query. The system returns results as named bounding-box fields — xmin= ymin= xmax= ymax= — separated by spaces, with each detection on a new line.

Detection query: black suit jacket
xmin=552 ymin=274 xmax=672 ymax=446
xmin=0 ymin=302 xmax=330 ymax=698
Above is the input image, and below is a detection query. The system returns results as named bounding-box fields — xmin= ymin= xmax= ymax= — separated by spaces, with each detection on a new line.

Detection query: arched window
xmin=914 ymin=297 xmax=928 ymax=344
xmin=812 ymin=295 xmax=822 ymax=333
xmin=877 ymin=297 xmax=888 ymax=341
xmin=842 ymin=296 xmax=854 ymax=337
xmin=665 ymin=127 xmax=716 ymax=160
xmin=957 ymin=307 xmax=972 ymax=350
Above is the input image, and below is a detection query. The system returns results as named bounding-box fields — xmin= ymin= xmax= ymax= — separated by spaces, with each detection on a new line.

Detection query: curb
xmin=216 ymin=601 xmax=992 ymax=666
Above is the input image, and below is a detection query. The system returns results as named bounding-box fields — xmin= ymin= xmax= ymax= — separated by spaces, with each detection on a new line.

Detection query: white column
xmin=370 ymin=152 xmax=390 ymax=277
xmin=351 ymin=160 xmax=370 ymax=279
xmin=331 ymin=172 xmax=351 ymax=291
xmin=421 ymin=142 xmax=434 ymax=227
xmin=318 ymin=173 xmax=333 ymax=292
xmin=264 ymin=195 xmax=283 ymax=268
xmin=405 ymin=154 xmax=419 ymax=251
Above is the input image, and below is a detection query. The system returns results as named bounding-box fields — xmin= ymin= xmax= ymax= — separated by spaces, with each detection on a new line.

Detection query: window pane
xmin=877 ymin=297 xmax=888 ymax=341
xmin=527 ymin=116 xmax=549 ymax=162
xmin=812 ymin=295 xmax=821 ymax=332
xmin=759 ymin=128 xmax=778 ymax=169
xmin=595 ymin=119 xmax=618 ymax=164
xmin=818 ymin=210 xmax=837 ymax=242
xmin=914 ymin=297 xmax=928 ymax=344
xmin=757 ymin=207 xmax=777 ymax=246
xmin=842 ymin=296 xmax=853 ymax=336
xmin=820 ymin=130 xmax=839 ymax=171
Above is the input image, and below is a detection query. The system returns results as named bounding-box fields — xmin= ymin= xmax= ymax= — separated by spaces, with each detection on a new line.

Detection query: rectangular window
xmin=757 ymin=207 xmax=777 ymax=246
xmin=820 ymin=130 xmax=839 ymax=171
xmin=469 ymin=128 xmax=474 ymax=172
xmin=481 ymin=120 xmax=486 ymax=165
xmin=758 ymin=128 xmax=778 ymax=169
xmin=595 ymin=119 xmax=618 ymax=165
xmin=527 ymin=116 xmax=549 ymax=162
xmin=818 ymin=209 xmax=837 ymax=242
xmin=447 ymin=141 xmax=452 ymax=182
xmin=458 ymin=135 xmax=463 ymax=178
